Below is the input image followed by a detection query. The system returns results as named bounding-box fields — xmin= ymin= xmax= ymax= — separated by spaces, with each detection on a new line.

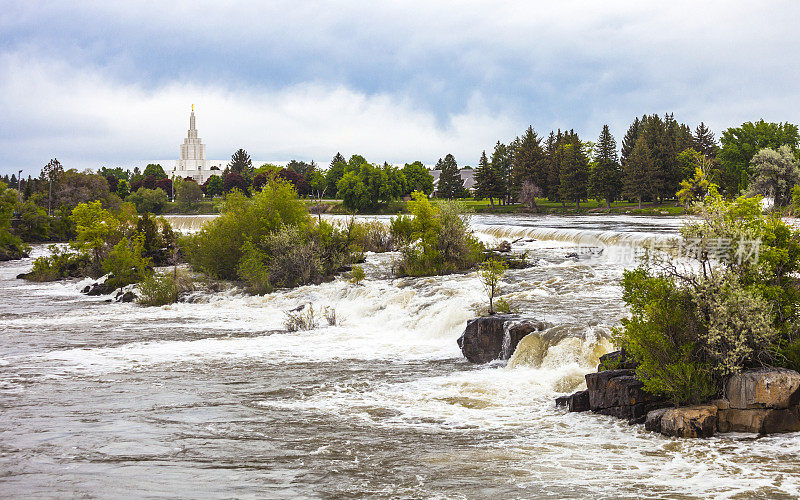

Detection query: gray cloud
xmin=1 ymin=0 xmax=799 ymax=174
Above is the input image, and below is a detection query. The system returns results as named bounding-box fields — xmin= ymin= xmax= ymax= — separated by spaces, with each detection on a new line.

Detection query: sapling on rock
xmin=478 ymin=258 xmax=508 ymax=315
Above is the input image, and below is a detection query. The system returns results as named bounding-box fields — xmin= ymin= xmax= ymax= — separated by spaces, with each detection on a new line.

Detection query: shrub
xmin=102 ymin=236 xmax=151 ymax=289
xmin=393 ymin=192 xmax=483 ymax=276
xmin=137 ymin=270 xmax=194 ymax=307
xmin=186 ymin=180 xmax=309 ymax=280
xmin=25 ymin=246 xmax=91 ymax=281
xmin=614 ymin=269 xmax=717 ymax=405
xmin=284 ymin=304 xmax=318 ymax=331
xmin=349 ymin=265 xmax=365 ymax=285
xmin=618 ymin=188 xmax=800 ymax=404
xmin=478 ymin=258 xmax=508 ymax=315
xmin=126 ymin=187 xmax=169 ymax=214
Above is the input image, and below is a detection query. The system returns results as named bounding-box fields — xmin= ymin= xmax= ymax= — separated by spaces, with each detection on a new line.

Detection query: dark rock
xmin=118 ymin=291 xmax=136 ymax=303
xmin=645 ymin=408 xmax=668 ymax=432
xmin=84 ymin=281 xmax=114 ymax=296
xmin=585 ymin=369 xmax=669 ymax=423
xmin=555 ymin=395 xmax=570 ymax=407
xmin=457 ymin=315 xmax=549 ymax=364
xmin=585 ymin=369 xmax=635 ymax=409
xmin=568 ymin=390 xmax=590 ymax=412
xmin=496 ymin=240 xmax=512 ymax=253
xmin=660 ymin=405 xmax=717 ymax=438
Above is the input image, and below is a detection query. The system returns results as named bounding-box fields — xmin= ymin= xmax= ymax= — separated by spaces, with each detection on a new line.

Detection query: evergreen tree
xmin=511 ymin=125 xmax=546 ymax=200
xmin=9 ymin=174 xmax=17 ymax=189
xmin=473 ymin=150 xmax=500 ymax=206
xmin=326 ymin=153 xmax=347 ymax=196
xmin=436 ymin=154 xmax=465 ymax=199
xmin=330 ymin=152 xmax=346 ymax=169
xmin=559 ymin=136 xmax=590 ymax=208
xmin=228 ymin=149 xmax=253 ymax=180
xmin=623 ymin=136 xmax=653 ymax=209
xmin=621 ymin=117 xmax=641 ymax=163
xmin=490 ymin=142 xmax=512 ymax=204
xmin=589 ymin=125 xmax=623 ymax=209
xmin=546 ymin=130 xmax=564 ymax=203
xmin=693 ymin=122 xmax=718 ymax=158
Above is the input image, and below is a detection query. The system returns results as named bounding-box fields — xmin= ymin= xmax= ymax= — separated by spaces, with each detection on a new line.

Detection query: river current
xmin=2 ymin=214 xmax=799 ymax=498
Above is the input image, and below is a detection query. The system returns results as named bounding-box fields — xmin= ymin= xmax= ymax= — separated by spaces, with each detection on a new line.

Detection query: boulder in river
xmin=659 ymin=405 xmax=717 ymax=438
xmin=82 ymin=281 xmax=115 ymax=296
xmin=724 ymin=367 xmax=800 ymax=410
xmin=457 ymin=315 xmax=549 ymax=364
xmin=717 ymin=407 xmax=800 ymax=434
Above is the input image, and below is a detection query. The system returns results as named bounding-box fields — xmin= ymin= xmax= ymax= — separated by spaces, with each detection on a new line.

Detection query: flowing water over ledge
xmin=2 ymin=215 xmax=799 ymax=498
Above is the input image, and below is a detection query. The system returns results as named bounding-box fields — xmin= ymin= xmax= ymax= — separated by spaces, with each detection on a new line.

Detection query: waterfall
xmin=162 ymin=215 xmax=218 ymax=233
xmin=472 ymin=224 xmax=673 ymax=248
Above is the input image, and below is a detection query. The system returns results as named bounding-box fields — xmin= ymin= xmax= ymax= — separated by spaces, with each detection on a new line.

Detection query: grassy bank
xmin=298 ymin=198 xmax=685 ymax=216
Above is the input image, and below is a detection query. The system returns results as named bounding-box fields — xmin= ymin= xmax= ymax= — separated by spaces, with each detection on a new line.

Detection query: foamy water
xmin=1 ymin=214 xmax=799 ymax=498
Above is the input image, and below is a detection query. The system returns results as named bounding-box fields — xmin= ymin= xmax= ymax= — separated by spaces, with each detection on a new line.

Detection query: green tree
xmin=436 ymin=154 xmax=465 ymax=199
xmin=589 ymin=124 xmax=623 ymax=209
xmin=326 ymin=153 xmax=347 ymax=196
xmin=718 ymin=120 xmax=800 ymax=195
xmin=676 ymin=167 xmax=710 ymax=208
xmin=228 ymin=149 xmax=254 ymax=180
xmin=623 ymin=136 xmax=653 ymax=209
xmin=478 ymin=258 xmax=508 ymax=315
xmin=116 ymin=179 xmax=131 ymax=199
xmin=143 ymin=164 xmax=167 ymax=180
xmin=103 ymin=235 xmax=151 ymax=288
xmin=175 ymin=178 xmax=203 ymax=210
xmin=511 ymin=125 xmax=547 ymax=200
xmin=126 ymin=187 xmax=169 ymax=214
xmin=490 ymin=142 xmax=512 ymax=204
xmin=70 ymin=201 xmax=122 ymax=273
xmin=747 ymin=146 xmax=800 ymax=207
xmin=203 ymin=175 xmax=224 ymax=198
xmin=473 ymin=150 xmax=501 ymax=206
xmin=693 ymin=122 xmax=718 ymax=158
xmin=401 ymin=161 xmax=434 ymax=195
xmin=0 ymin=182 xmax=29 ymax=260
xmin=559 ymin=138 xmax=590 ymax=208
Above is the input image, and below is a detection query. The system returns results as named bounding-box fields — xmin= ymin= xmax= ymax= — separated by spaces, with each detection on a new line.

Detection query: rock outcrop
xmin=558 ymin=360 xmax=800 ymax=437
xmin=724 ymin=367 xmax=800 ymax=410
xmin=82 ymin=281 xmax=115 ymax=296
xmin=658 ymin=405 xmax=717 ymax=438
xmin=457 ymin=315 xmax=549 ymax=364
xmin=584 ymin=369 xmax=668 ymax=423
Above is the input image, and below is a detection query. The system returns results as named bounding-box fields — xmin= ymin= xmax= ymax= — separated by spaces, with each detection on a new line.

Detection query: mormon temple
xmin=171 ymin=106 xmax=225 ymax=183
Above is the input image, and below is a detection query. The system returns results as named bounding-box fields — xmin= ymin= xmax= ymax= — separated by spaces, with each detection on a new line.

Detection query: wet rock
xmin=82 ymin=281 xmax=114 ymax=296
xmin=495 ymin=240 xmax=512 ymax=253
xmin=457 ymin=315 xmax=549 ymax=364
xmin=117 ymin=291 xmax=137 ymax=303
xmin=645 ymin=408 xmax=668 ymax=432
xmin=724 ymin=368 xmax=800 ymax=410
xmin=659 ymin=405 xmax=717 ymax=438
xmin=555 ymin=395 xmax=570 ymax=407
xmin=717 ymin=407 xmax=800 ymax=434
xmin=585 ymin=369 xmax=669 ymax=422
xmin=568 ymin=390 xmax=590 ymax=412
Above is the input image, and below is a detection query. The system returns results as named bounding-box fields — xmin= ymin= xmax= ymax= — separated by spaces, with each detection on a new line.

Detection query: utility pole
xmin=17 ymin=170 xmax=22 ymax=190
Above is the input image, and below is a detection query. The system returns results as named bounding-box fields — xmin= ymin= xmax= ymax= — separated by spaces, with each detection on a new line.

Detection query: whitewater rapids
xmin=1 ymin=214 xmax=799 ymax=498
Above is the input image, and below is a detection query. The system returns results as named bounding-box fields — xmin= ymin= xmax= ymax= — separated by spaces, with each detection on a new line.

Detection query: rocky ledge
xmin=557 ymin=351 xmax=800 ymax=438
xmin=457 ymin=315 xmax=550 ymax=364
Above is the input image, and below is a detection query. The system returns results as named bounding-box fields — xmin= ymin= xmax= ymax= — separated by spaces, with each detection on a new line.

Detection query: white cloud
xmin=0 ymin=51 xmax=520 ymax=173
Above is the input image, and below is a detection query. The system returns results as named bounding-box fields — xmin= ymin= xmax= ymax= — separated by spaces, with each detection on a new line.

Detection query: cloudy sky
xmin=1 ymin=1 xmax=799 ymax=176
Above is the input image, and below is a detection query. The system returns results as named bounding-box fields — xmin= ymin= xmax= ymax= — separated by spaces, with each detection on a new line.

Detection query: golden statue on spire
xmin=191 ymin=104 xmax=194 ymax=112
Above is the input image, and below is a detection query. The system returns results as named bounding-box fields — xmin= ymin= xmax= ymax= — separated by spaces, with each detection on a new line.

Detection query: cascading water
xmin=2 ymin=214 xmax=799 ymax=498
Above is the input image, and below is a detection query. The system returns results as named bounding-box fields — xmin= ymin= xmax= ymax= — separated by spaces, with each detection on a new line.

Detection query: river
xmin=1 ymin=214 xmax=799 ymax=498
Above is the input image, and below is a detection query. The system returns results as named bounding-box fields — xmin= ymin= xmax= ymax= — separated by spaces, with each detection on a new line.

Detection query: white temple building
xmin=172 ymin=106 xmax=225 ymax=183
